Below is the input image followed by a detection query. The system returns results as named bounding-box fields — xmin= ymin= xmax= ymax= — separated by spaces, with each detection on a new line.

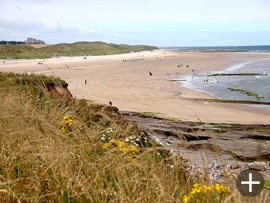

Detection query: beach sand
xmin=1 ymin=50 xmax=270 ymax=124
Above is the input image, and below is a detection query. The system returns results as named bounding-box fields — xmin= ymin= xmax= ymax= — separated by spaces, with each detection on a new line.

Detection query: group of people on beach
xmin=147 ymin=62 xmax=197 ymax=78
xmin=65 ymin=64 xmax=70 ymax=69
xmin=177 ymin=63 xmax=190 ymax=68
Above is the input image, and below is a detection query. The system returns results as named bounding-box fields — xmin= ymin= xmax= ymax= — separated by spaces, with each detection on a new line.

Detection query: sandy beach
xmin=1 ymin=50 xmax=270 ymax=124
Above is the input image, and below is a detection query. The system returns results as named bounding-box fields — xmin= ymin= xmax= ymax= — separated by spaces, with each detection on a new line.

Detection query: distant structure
xmin=25 ymin=37 xmax=45 ymax=44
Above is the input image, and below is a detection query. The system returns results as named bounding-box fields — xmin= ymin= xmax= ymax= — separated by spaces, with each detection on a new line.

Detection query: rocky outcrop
xmin=121 ymin=111 xmax=270 ymax=180
xmin=46 ymin=83 xmax=74 ymax=100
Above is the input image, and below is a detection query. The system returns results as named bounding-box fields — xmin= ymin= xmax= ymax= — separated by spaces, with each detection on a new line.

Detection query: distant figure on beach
xmin=177 ymin=64 xmax=183 ymax=68
xmin=149 ymin=71 xmax=153 ymax=76
xmin=3 ymin=61 xmax=5 ymax=64
xmin=204 ymin=74 xmax=208 ymax=83
xmin=109 ymin=101 xmax=112 ymax=106
xmin=85 ymin=80 xmax=87 ymax=85
xmin=192 ymin=69 xmax=195 ymax=75
xmin=186 ymin=65 xmax=189 ymax=68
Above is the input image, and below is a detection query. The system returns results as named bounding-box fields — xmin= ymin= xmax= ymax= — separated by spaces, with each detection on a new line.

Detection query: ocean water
xmin=182 ymin=58 xmax=270 ymax=102
xmin=165 ymin=45 xmax=270 ymax=53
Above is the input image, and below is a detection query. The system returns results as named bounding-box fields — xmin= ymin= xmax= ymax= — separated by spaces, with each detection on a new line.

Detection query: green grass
xmin=265 ymin=180 xmax=270 ymax=190
xmin=228 ymin=87 xmax=264 ymax=100
xmin=208 ymin=73 xmax=262 ymax=77
xmin=190 ymin=97 xmax=270 ymax=105
xmin=0 ymin=72 xmax=66 ymax=89
xmin=133 ymin=112 xmax=179 ymax=121
xmin=0 ymin=41 xmax=158 ymax=59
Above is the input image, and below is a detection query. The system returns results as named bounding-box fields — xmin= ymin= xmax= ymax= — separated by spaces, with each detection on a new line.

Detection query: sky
xmin=0 ymin=0 xmax=270 ymax=46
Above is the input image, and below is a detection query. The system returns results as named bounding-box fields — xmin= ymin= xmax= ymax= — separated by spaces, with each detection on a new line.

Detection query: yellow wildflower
xmin=60 ymin=115 xmax=76 ymax=134
xmin=128 ymin=145 xmax=139 ymax=154
xmin=61 ymin=126 xmax=66 ymax=134
xmin=183 ymin=183 xmax=231 ymax=203
xmin=183 ymin=195 xmax=190 ymax=203
xmin=102 ymin=143 xmax=112 ymax=150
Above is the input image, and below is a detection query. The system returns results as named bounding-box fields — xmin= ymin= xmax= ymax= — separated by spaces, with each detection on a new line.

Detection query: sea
xmin=164 ymin=45 xmax=270 ymax=53
xmin=165 ymin=46 xmax=270 ymax=103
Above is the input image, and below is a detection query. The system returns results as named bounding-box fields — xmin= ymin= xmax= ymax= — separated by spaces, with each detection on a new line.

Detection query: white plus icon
xmin=241 ymin=173 xmax=261 ymax=193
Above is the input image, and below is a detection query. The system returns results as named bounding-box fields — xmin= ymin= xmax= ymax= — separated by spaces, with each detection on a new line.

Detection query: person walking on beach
xmin=204 ymin=73 xmax=209 ymax=83
xmin=85 ymin=80 xmax=87 ymax=85
xmin=192 ymin=69 xmax=196 ymax=79
xmin=109 ymin=101 xmax=112 ymax=106
xmin=149 ymin=71 xmax=153 ymax=76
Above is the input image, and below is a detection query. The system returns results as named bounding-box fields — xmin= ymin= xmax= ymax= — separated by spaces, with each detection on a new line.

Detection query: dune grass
xmin=0 ymin=72 xmax=269 ymax=202
xmin=0 ymin=72 xmax=191 ymax=202
xmin=0 ymin=41 xmax=157 ymax=59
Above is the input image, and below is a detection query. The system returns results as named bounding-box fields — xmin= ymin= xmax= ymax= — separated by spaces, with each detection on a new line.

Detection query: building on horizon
xmin=25 ymin=37 xmax=45 ymax=44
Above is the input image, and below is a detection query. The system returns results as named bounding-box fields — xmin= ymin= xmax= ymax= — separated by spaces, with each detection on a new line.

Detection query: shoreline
xmin=1 ymin=50 xmax=270 ymax=124
xmin=180 ymin=58 xmax=270 ymax=105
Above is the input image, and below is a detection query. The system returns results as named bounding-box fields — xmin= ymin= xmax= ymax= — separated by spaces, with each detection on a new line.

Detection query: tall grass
xmin=0 ymin=73 xmax=190 ymax=202
xmin=0 ymin=72 xmax=269 ymax=202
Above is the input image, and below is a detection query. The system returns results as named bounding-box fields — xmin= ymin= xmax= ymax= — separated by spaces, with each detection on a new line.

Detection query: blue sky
xmin=0 ymin=0 xmax=270 ymax=46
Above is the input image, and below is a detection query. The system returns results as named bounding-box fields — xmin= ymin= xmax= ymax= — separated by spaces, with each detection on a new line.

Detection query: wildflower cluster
xmin=60 ymin=115 xmax=76 ymax=134
xmin=102 ymin=139 xmax=139 ymax=154
xmin=124 ymin=133 xmax=151 ymax=147
xmin=99 ymin=128 xmax=114 ymax=142
xmin=102 ymin=138 xmax=140 ymax=161
xmin=183 ymin=183 xmax=231 ymax=203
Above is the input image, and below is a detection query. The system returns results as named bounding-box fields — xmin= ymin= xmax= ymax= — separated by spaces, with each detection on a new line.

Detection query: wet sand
xmin=1 ymin=50 xmax=270 ymax=124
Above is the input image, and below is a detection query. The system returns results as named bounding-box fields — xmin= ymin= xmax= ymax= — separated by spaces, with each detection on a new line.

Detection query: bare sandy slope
xmin=1 ymin=50 xmax=270 ymax=124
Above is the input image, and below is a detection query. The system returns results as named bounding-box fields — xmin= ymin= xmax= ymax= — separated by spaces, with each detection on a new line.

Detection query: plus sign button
xmin=236 ymin=169 xmax=265 ymax=197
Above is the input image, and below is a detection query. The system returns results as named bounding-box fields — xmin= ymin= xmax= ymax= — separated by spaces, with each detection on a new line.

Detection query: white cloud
xmin=0 ymin=0 xmax=270 ymax=45
xmin=42 ymin=21 xmax=61 ymax=31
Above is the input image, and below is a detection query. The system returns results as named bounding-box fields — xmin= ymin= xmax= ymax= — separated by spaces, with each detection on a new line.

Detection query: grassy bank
xmin=0 ymin=72 xmax=191 ymax=202
xmin=0 ymin=41 xmax=158 ymax=59
xmin=0 ymin=72 xmax=269 ymax=202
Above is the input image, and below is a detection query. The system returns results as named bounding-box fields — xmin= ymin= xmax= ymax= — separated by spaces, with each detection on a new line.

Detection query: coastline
xmin=1 ymin=50 xmax=270 ymax=124
xmin=181 ymin=57 xmax=270 ymax=104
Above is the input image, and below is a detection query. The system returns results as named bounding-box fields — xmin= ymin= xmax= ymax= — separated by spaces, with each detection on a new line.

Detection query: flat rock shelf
xmin=121 ymin=111 xmax=270 ymax=181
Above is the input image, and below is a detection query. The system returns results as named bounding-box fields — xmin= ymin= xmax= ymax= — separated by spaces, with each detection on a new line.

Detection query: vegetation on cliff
xmin=0 ymin=72 xmax=268 ymax=202
xmin=0 ymin=72 xmax=191 ymax=202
